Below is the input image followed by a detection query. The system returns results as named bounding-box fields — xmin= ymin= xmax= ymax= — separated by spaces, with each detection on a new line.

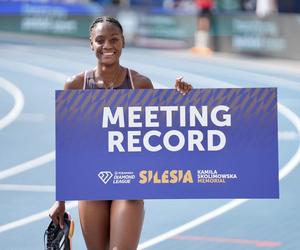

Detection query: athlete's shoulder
xmin=64 ymin=72 xmax=85 ymax=90
xmin=130 ymin=69 xmax=154 ymax=89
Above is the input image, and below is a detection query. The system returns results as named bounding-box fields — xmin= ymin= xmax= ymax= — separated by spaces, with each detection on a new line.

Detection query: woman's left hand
xmin=175 ymin=76 xmax=192 ymax=95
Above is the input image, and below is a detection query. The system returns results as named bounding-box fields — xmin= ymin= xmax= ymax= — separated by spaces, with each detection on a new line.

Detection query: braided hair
xmin=89 ymin=16 xmax=123 ymax=36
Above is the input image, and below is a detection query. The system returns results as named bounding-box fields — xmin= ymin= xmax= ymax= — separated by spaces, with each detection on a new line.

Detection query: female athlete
xmin=49 ymin=16 xmax=192 ymax=250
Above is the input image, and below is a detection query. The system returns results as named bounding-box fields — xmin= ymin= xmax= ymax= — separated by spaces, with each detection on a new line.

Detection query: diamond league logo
xmin=98 ymin=171 xmax=113 ymax=184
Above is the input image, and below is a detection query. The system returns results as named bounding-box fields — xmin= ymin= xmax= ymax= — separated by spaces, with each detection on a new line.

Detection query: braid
xmin=89 ymin=16 xmax=123 ymax=35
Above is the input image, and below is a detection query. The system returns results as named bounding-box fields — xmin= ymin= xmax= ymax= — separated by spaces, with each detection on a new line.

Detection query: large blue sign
xmin=56 ymin=88 xmax=279 ymax=200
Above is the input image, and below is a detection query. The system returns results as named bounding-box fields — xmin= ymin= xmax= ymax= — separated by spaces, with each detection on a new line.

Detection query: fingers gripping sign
xmin=175 ymin=76 xmax=192 ymax=96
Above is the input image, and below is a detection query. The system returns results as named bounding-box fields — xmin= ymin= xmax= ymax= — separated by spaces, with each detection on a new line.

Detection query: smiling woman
xmin=63 ymin=16 xmax=157 ymax=91
xmin=49 ymin=16 xmax=192 ymax=250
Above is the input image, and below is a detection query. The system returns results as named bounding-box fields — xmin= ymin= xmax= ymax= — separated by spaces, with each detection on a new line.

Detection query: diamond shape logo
xmin=98 ymin=171 xmax=113 ymax=184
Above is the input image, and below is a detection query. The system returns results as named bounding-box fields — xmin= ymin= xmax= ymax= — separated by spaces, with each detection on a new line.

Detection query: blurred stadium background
xmin=1 ymin=0 xmax=300 ymax=58
xmin=0 ymin=0 xmax=300 ymax=249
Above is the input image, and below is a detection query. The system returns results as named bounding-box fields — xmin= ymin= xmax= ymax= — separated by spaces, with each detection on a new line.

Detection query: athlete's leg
xmin=109 ymin=200 xmax=144 ymax=250
xmin=78 ymin=200 xmax=111 ymax=250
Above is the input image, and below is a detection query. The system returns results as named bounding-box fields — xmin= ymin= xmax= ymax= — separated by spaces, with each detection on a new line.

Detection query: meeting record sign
xmin=55 ymin=88 xmax=279 ymax=200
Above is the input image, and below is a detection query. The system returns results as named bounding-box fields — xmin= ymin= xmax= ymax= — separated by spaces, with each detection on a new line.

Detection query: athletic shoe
xmin=44 ymin=212 xmax=74 ymax=250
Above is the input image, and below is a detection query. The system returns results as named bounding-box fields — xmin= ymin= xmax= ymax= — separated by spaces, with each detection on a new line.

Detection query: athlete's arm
xmin=64 ymin=73 xmax=85 ymax=90
xmin=130 ymin=70 xmax=154 ymax=89
xmin=49 ymin=201 xmax=66 ymax=229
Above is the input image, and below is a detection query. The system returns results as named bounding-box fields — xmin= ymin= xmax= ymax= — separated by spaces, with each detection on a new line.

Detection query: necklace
xmin=95 ymin=66 xmax=122 ymax=89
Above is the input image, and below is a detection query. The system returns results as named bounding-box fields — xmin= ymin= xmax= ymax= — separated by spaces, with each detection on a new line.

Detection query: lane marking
xmin=0 ymin=201 xmax=77 ymax=233
xmin=278 ymin=130 xmax=299 ymax=141
xmin=172 ymin=235 xmax=282 ymax=248
xmin=277 ymin=103 xmax=300 ymax=180
xmin=123 ymin=59 xmax=300 ymax=94
xmin=0 ymin=58 xmax=67 ymax=84
xmin=137 ymin=79 xmax=300 ymax=249
xmin=127 ymin=48 xmax=300 ymax=90
xmin=2 ymin=45 xmax=300 ymax=96
xmin=0 ymin=184 xmax=55 ymax=192
xmin=0 ymin=76 xmax=24 ymax=130
xmin=0 ymin=59 xmax=65 ymax=178
xmin=0 ymin=69 xmax=166 ymax=233
xmin=0 ymin=151 xmax=55 ymax=180
xmin=16 ymin=113 xmax=48 ymax=123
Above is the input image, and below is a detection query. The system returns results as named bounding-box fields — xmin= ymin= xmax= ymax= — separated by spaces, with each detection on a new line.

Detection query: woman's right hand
xmin=49 ymin=201 xmax=65 ymax=229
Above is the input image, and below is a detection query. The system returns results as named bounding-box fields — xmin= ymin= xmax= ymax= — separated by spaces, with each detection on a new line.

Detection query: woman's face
xmin=90 ymin=22 xmax=124 ymax=65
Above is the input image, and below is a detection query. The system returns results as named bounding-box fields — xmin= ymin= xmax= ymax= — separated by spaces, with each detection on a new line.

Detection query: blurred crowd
xmin=2 ymin=0 xmax=299 ymax=13
xmin=84 ymin=0 xmax=300 ymax=14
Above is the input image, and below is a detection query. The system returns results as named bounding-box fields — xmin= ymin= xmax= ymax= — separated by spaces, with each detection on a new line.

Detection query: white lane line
xmin=0 ymin=60 xmax=64 ymax=179
xmin=0 ymin=58 xmax=67 ymax=84
xmin=127 ymin=48 xmax=300 ymax=90
xmin=137 ymin=77 xmax=300 ymax=249
xmin=0 ymin=76 xmax=24 ymax=130
xmin=139 ymin=199 xmax=248 ymax=249
xmin=124 ymin=58 xmax=300 ymax=93
xmin=123 ymin=59 xmax=230 ymax=89
xmin=138 ymin=102 xmax=300 ymax=249
xmin=0 ymin=184 xmax=55 ymax=192
xmin=278 ymin=130 xmax=299 ymax=141
xmin=278 ymin=103 xmax=300 ymax=180
xmin=16 ymin=113 xmax=48 ymax=123
xmin=2 ymin=44 xmax=300 ymax=94
xmin=0 ymin=151 xmax=55 ymax=180
xmin=0 ymin=61 xmax=68 ymax=234
xmin=0 ymin=82 xmax=169 ymax=181
xmin=0 ymin=201 xmax=77 ymax=233
xmin=0 ymin=75 xmax=165 ymax=234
